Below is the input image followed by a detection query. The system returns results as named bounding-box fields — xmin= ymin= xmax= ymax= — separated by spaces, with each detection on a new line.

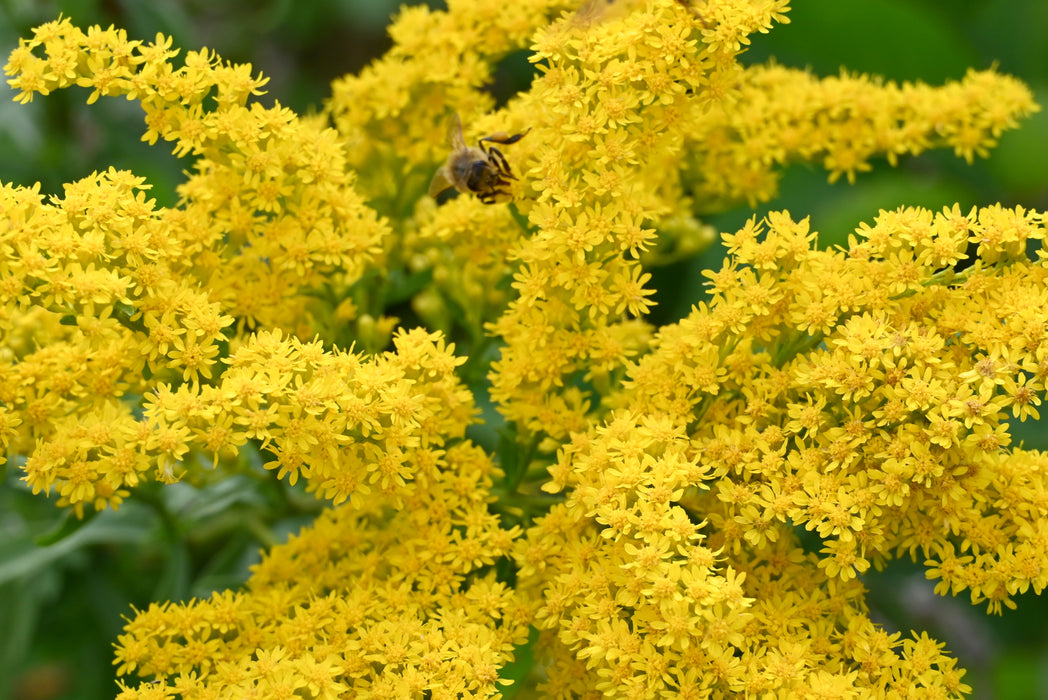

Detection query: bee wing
xmin=447 ymin=112 xmax=466 ymax=149
xmin=428 ymin=166 xmax=455 ymax=198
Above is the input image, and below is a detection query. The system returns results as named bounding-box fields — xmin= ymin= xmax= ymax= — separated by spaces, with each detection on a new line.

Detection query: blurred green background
xmin=1 ymin=1 xmax=1047 ymax=698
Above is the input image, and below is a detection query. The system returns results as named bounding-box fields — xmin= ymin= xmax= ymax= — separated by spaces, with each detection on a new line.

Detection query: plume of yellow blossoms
xmin=2 ymin=0 xmax=1045 ymax=697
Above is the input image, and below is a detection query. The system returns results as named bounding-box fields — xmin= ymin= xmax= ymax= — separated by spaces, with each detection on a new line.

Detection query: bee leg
xmin=476 ymin=182 xmax=512 ymax=204
xmin=486 ymin=147 xmax=515 ymax=179
xmin=479 ymin=129 xmax=529 ymax=147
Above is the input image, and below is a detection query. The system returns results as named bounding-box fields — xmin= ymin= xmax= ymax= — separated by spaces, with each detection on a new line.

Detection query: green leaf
xmin=385 ymin=267 xmax=434 ymax=306
xmin=0 ymin=506 xmax=151 ymax=586
xmin=152 ymin=539 xmax=191 ymax=604
xmin=0 ymin=577 xmax=50 ymax=700
xmin=174 ymin=477 xmax=266 ymax=522
xmin=34 ymin=510 xmax=100 ymax=547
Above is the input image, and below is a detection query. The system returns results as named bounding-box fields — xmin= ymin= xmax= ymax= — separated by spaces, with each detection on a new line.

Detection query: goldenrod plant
xmin=2 ymin=1 xmax=1046 ymax=697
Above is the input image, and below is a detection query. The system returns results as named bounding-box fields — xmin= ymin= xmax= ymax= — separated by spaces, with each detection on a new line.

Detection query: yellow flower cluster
xmin=323 ymin=0 xmax=582 ymax=345
xmin=686 ymin=64 xmax=1038 ymax=208
xmin=2 ymin=0 xmax=1046 ymax=698
xmin=114 ymin=443 xmax=528 ymax=699
xmin=15 ymin=320 xmax=471 ymax=516
xmin=326 ymin=0 xmax=577 ymax=200
xmin=1 ymin=18 xmax=392 ymax=516
xmin=5 ymin=17 xmax=386 ymax=336
xmin=480 ymin=0 xmax=1032 ymax=443
xmin=518 ymin=205 xmax=1045 ymax=695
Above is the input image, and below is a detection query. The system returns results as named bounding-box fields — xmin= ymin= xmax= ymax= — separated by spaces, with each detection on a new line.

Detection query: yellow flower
xmin=4 ymin=2 xmax=1047 ymax=697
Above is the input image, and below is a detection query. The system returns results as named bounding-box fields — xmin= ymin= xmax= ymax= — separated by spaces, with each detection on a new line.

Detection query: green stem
xmin=460 ymin=334 xmax=497 ymax=385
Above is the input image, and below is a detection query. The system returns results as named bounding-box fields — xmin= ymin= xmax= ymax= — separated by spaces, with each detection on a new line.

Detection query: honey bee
xmin=428 ymin=114 xmax=528 ymax=205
